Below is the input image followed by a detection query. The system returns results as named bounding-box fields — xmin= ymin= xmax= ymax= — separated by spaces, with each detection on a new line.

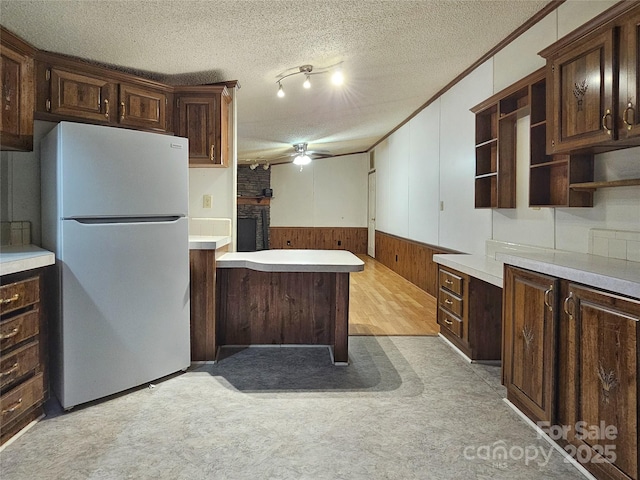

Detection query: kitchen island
xmin=216 ymin=250 xmax=364 ymax=364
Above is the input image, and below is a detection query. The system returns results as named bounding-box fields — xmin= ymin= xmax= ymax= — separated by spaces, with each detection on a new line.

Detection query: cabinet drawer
xmin=438 ymin=307 xmax=462 ymax=338
xmin=0 ymin=341 xmax=39 ymax=390
xmin=0 ymin=277 xmax=39 ymax=315
xmin=439 ymin=288 xmax=463 ymax=317
xmin=0 ymin=309 xmax=39 ymax=352
xmin=1 ymin=372 xmax=43 ymax=426
xmin=439 ymin=269 xmax=463 ymax=295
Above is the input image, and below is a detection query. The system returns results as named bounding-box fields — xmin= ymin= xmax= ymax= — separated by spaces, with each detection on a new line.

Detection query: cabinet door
xmin=503 ymin=266 xmax=558 ymax=423
xmin=219 ymin=89 xmax=231 ymax=167
xmin=0 ymin=42 xmax=34 ymax=151
xmin=176 ymin=95 xmax=217 ymax=166
xmin=619 ymin=9 xmax=640 ymax=140
xmin=547 ymin=29 xmax=616 ymax=153
xmin=118 ymin=83 xmax=166 ymax=132
xmin=49 ymin=68 xmax=112 ymax=123
xmin=564 ymin=284 xmax=639 ymax=480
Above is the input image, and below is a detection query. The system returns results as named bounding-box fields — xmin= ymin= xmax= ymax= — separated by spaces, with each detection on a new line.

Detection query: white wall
xmin=1 ymin=121 xmax=57 ymax=245
xmin=438 ymin=60 xmax=494 ymax=255
xmin=271 ymin=153 xmax=368 ymax=227
xmin=188 ymin=87 xmax=238 ymax=250
xmin=373 ymin=0 xmax=640 ymax=255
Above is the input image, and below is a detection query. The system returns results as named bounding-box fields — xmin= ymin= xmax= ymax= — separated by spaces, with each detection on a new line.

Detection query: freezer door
xmin=56 ymin=122 xmax=188 ymax=218
xmin=58 ymin=217 xmax=189 ymax=409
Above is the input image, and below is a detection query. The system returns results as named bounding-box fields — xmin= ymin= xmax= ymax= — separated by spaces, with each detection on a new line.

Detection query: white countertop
xmin=497 ymin=251 xmax=640 ymax=300
xmin=188 ymin=235 xmax=231 ymax=250
xmin=433 ymin=253 xmax=503 ymax=288
xmin=217 ymin=249 xmax=365 ymax=273
xmin=0 ymin=245 xmax=55 ymax=276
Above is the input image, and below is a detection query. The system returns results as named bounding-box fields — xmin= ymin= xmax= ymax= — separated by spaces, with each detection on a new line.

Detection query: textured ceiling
xmin=0 ymin=0 xmax=551 ymax=163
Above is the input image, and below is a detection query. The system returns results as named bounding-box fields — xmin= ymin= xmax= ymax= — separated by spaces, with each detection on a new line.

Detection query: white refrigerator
xmin=41 ymin=122 xmax=190 ymax=409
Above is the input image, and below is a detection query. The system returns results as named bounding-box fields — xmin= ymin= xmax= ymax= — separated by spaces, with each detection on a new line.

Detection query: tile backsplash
xmin=1 ymin=221 xmax=31 ymax=246
xmin=589 ymin=229 xmax=640 ymax=262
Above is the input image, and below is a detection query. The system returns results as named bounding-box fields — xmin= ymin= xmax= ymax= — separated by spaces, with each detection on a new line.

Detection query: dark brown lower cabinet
xmin=503 ymin=266 xmax=558 ymax=423
xmin=503 ymin=265 xmax=640 ymax=480
xmin=558 ymin=283 xmax=639 ymax=480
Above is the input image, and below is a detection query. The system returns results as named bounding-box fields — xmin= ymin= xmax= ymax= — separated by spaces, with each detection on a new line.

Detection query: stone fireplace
xmin=237 ymin=165 xmax=271 ymax=251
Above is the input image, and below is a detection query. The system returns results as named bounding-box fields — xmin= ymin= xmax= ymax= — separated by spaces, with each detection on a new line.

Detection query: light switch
xmin=203 ymin=194 xmax=213 ymax=209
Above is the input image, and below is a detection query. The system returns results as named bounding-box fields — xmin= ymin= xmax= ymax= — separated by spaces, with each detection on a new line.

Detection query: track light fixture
xmin=275 ymin=63 xmax=344 ymax=98
xmin=249 ymin=162 xmax=258 ymax=170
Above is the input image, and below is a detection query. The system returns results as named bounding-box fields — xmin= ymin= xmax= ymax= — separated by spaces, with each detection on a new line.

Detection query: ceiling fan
xmin=270 ymin=143 xmax=333 ymax=165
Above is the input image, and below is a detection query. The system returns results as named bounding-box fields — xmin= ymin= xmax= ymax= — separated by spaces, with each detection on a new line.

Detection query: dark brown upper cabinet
xmin=35 ymin=51 xmax=172 ymax=133
xmin=540 ymin=2 xmax=640 ymax=154
xmin=174 ymin=86 xmax=231 ymax=167
xmin=0 ymin=27 xmax=35 ymax=151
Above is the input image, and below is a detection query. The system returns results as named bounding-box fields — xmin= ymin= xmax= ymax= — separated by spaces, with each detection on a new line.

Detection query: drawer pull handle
xmin=0 ymin=293 xmax=19 ymax=305
xmin=2 ymin=398 xmax=23 ymax=415
xmin=0 ymin=327 xmax=19 ymax=340
xmin=444 ymin=299 xmax=453 ymax=305
xmin=444 ymin=279 xmax=453 ymax=286
xmin=444 ymin=318 xmax=453 ymax=326
xmin=120 ymin=101 xmax=126 ymax=121
xmin=210 ymin=144 xmax=215 ymax=162
xmin=104 ymin=98 xmax=110 ymax=119
xmin=0 ymin=363 xmax=19 ymax=378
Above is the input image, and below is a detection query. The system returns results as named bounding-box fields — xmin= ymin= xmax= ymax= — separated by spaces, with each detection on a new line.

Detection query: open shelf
xmin=499 ymin=86 xmax=529 ymax=116
xmin=475 ymin=105 xmax=497 ymax=145
xmin=570 ymin=178 xmax=640 ymax=191
xmin=475 ymin=175 xmax=497 ymax=208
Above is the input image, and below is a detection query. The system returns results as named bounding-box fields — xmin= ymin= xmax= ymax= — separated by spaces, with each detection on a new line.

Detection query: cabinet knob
xmin=601 ymin=109 xmax=613 ymax=135
xmin=623 ymin=102 xmax=635 ymax=130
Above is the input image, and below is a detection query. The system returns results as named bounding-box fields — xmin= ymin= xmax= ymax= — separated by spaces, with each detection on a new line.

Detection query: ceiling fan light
xmin=331 ymin=70 xmax=344 ymax=86
xmin=277 ymin=82 xmax=285 ymax=98
xmin=293 ymin=154 xmax=311 ymax=166
xmin=303 ymin=75 xmax=311 ymax=89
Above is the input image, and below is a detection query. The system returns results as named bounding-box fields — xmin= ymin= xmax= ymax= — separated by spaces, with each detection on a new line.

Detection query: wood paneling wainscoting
xmin=375 ymin=231 xmax=456 ymax=297
xmin=270 ymin=227 xmax=367 ymax=254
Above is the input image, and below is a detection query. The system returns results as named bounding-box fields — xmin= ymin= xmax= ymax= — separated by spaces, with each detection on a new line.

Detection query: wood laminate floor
xmin=349 ymin=255 xmax=439 ymax=336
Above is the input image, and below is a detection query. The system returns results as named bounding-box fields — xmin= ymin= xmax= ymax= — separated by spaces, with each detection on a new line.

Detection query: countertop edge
xmin=0 ymin=249 xmax=56 ymax=276
xmin=188 ymin=235 xmax=231 ymax=250
xmin=497 ymin=253 xmax=640 ymax=300
xmin=433 ymin=253 xmax=503 ymax=288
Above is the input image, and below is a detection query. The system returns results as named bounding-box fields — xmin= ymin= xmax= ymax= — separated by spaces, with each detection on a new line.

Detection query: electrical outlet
xmin=203 ymin=194 xmax=213 ymax=209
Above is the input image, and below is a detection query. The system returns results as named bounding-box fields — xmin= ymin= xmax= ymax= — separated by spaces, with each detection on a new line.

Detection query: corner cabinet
xmin=0 ymin=27 xmax=35 ymax=151
xmin=174 ymin=86 xmax=231 ymax=167
xmin=503 ymin=264 xmax=640 ymax=480
xmin=540 ymin=2 xmax=640 ymax=153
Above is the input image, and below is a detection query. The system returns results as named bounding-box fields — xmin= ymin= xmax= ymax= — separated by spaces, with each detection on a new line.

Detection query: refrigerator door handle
xmin=66 ymin=216 xmax=184 ymax=224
